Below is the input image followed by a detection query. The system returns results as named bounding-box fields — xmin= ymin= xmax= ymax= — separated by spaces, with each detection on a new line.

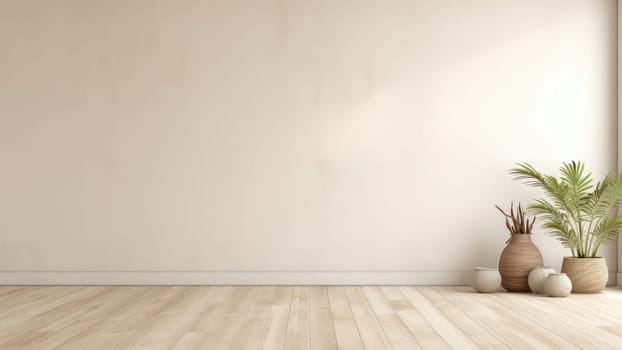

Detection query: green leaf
xmin=511 ymin=161 xmax=622 ymax=258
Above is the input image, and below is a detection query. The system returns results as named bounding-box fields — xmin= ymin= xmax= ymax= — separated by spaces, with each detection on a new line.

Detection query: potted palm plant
xmin=510 ymin=161 xmax=622 ymax=293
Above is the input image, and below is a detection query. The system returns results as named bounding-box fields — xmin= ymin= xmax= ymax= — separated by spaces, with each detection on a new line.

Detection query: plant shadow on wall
xmin=510 ymin=161 xmax=622 ymax=293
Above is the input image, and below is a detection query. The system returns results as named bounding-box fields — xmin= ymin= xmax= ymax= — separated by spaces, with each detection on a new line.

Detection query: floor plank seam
xmin=360 ymin=286 xmax=394 ymax=350
xmin=280 ymin=287 xmax=294 ymax=350
xmin=324 ymin=287 xmax=341 ymax=350
xmin=484 ymin=291 xmax=581 ymax=349
xmin=489 ymin=292 xmax=617 ymax=350
xmin=257 ymin=286 xmax=280 ymax=350
xmin=342 ymin=286 xmax=367 ymax=350
xmin=432 ymin=287 xmax=513 ymax=349
xmin=379 ymin=286 xmax=425 ymax=350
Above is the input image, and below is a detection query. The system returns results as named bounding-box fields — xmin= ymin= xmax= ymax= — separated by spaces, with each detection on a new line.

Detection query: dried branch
xmin=496 ymin=202 xmax=536 ymax=236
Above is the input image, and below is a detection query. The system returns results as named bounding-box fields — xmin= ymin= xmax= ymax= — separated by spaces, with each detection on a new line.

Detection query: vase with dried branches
xmin=496 ymin=202 xmax=543 ymax=292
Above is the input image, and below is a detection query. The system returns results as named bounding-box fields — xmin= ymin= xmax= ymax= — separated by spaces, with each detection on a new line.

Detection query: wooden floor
xmin=0 ymin=286 xmax=621 ymax=349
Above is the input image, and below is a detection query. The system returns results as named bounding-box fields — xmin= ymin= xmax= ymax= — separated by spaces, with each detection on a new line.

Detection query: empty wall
xmin=0 ymin=0 xmax=618 ymax=284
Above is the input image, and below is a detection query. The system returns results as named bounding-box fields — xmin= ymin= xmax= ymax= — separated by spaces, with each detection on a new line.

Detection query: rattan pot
xmin=498 ymin=234 xmax=544 ymax=292
xmin=561 ymin=257 xmax=608 ymax=293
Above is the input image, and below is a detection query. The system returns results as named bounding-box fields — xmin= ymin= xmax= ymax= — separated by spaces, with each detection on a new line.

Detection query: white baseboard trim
xmin=0 ymin=271 xmax=472 ymax=285
xmin=0 ymin=271 xmax=616 ymax=286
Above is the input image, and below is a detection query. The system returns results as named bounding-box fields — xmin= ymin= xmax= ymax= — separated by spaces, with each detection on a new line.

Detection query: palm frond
xmin=588 ymin=174 xmax=622 ymax=220
xmin=528 ymin=198 xmax=577 ymax=255
xmin=510 ymin=163 xmax=576 ymax=219
xmin=511 ymin=161 xmax=622 ymax=258
xmin=589 ymin=215 xmax=622 ymax=256
xmin=559 ymin=161 xmax=592 ymax=209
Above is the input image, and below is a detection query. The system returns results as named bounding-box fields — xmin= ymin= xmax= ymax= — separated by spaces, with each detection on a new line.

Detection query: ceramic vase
xmin=528 ymin=266 xmax=556 ymax=294
xmin=498 ymin=234 xmax=544 ymax=292
xmin=561 ymin=257 xmax=608 ymax=293
xmin=543 ymin=273 xmax=572 ymax=297
xmin=472 ymin=267 xmax=502 ymax=293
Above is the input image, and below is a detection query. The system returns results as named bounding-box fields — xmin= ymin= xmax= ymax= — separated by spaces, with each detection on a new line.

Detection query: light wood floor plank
xmin=0 ymin=286 xmax=85 ymax=325
xmin=380 ymin=286 xmax=450 ymax=350
xmin=285 ymin=286 xmax=310 ymax=350
xmin=173 ymin=332 xmax=205 ymax=349
xmin=0 ymin=286 xmax=113 ymax=348
xmin=309 ymin=286 xmax=338 ymax=350
xmin=400 ymin=286 xmax=480 ymax=350
xmin=230 ymin=286 xmax=277 ymax=350
xmin=132 ymin=287 xmax=221 ymax=349
xmin=437 ymin=286 xmax=580 ymax=350
xmin=201 ymin=286 xmax=259 ymax=349
xmin=487 ymin=287 xmax=621 ymax=350
xmin=362 ymin=286 xmax=422 ymax=350
xmin=260 ymin=286 xmax=294 ymax=350
xmin=418 ymin=287 xmax=508 ymax=350
xmin=30 ymin=286 xmax=149 ymax=349
xmin=111 ymin=286 xmax=196 ymax=349
xmin=327 ymin=286 xmax=364 ymax=350
xmin=563 ymin=288 xmax=622 ymax=324
xmin=0 ymin=286 xmax=28 ymax=298
xmin=0 ymin=285 xmax=620 ymax=349
xmin=344 ymin=286 xmax=392 ymax=350
xmin=185 ymin=286 xmax=241 ymax=348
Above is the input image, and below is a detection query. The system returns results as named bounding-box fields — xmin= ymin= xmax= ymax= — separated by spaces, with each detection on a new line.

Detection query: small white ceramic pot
xmin=544 ymin=273 xmax=572 ymax=297
xmin=528 ymin=266 xmax=556 ymax=294
xmin=472 ymin=267 xmax=502 ymax=293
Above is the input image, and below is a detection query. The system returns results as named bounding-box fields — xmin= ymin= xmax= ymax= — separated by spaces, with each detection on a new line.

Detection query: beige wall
xmin=0 ymin=0 xmax=618 ymax=283
xmin=619 ymin=0 xmax=622 ymax=286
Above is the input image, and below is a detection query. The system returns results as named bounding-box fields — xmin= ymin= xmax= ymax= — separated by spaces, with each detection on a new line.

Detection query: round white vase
xmin=544 ymin=273 xmax=572 ymax=297
xmin=528 ymin=266 xmax=556 ymax=294
xmin=472 ymin=267 xmax=502 ymax=293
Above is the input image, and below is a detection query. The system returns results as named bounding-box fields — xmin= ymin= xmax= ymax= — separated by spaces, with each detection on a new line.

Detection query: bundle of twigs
xmin=496 ymin=202 xmax=535 ymax=242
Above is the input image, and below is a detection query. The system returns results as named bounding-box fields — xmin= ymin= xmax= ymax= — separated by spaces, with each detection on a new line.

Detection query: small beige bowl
xmin=472 ymin=267 xmax=502 ymax=293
